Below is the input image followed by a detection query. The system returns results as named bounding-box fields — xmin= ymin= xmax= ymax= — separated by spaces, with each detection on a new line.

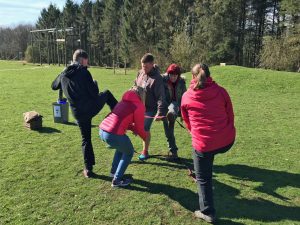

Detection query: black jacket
xmin=162 ymin=74 xmax=187 ymax=106
xmin=51 ymin=64 xmax=100 ymax=120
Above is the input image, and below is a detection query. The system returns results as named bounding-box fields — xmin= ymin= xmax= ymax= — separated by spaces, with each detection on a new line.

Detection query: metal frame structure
xmin=30 ymin=27 xmax=81 ymax=66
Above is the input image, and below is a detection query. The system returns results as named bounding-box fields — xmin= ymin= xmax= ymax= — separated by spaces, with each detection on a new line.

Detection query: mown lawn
xmin=0 ymin=60 xmax=299 ymax=225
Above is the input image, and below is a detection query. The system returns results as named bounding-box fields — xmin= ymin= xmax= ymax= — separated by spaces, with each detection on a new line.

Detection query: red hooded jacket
xmin=100 ymin=90 xmax=148 ymax=141
xmin=181 ymin=77 xmax=235 ymax=152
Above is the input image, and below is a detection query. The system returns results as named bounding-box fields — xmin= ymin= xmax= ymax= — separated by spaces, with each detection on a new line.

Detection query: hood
xmin=148 ymin=66 xmax=160 ymax=77
xmin=122 ymin=90 xmax=141 ymax=103
xmin=187 ymin=77 xmax=220 ymax=101
xmin=60 ymin=63 xmax=86 ymax=78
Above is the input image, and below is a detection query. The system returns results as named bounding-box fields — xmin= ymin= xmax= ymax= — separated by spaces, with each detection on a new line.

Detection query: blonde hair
xmin=131 ymin=85 xmax=146 ymax=103
xmin=192 ymin=64 xmax=207 ymax=90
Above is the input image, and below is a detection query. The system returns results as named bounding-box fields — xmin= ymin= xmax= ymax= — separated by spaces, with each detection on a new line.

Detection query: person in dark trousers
xmin=51 ymin=49 xmax=118 ymax=178
xmin=134 ymin=53 xmax=167 ymax=161
xmin=162 ymin=64 xmax=186 ymax=160
xmin=181 ymin=64 xmax=236 ymax=223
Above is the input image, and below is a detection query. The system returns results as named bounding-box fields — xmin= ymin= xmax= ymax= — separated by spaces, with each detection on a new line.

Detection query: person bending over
xmin=99 ymin=86 xmax=149 ymax=187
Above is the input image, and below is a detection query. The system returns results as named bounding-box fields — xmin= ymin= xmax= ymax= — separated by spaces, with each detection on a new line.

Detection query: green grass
xmin=0 ymin=60 xmax=299 ymax=225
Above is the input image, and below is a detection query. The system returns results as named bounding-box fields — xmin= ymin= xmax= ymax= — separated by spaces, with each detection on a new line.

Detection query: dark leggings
xmin=192 ymin=142 xmax=234 ymax=215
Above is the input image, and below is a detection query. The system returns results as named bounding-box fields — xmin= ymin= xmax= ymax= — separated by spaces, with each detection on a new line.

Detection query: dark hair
xmin=141 ymin=53 xmax=154 ymax=63
xmin=200 ymin=63 xmax=210 ymax=77
xmin=73 ymin=49 xmax=88 ymax=62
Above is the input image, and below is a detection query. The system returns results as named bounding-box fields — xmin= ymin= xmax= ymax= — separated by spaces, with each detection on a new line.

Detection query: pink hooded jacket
xmin=181 ymin=77 xmax=235 ymax=152
xmin=100 ymin=90 xmax=148 ymax=141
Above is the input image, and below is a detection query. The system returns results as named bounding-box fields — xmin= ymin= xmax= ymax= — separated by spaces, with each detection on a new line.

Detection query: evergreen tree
xmin=90 ymin=0 xmax=105 ymax=65
xmin=101 ymin=0 xmax=123 ymax=66
xmin=193 ymin=0 xmax=240 ymax=64
xmin=36 ymin=4 xmax=62 ymax=29
xmin=63 ymin=0 xmax=79 ymax=28
xmin=78 ymin=0 xmax=92 ymax=53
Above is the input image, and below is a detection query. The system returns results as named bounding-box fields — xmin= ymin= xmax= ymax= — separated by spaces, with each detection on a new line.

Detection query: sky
xmin=0 ymin=0 xmax=80 ymax=27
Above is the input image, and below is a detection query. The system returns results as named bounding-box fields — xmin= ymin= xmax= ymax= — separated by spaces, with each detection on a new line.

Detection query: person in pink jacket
xmin=181 ymin=64 xmax=236 ymax=223
xmin=99 ymin=86 xmax=149 ymax=187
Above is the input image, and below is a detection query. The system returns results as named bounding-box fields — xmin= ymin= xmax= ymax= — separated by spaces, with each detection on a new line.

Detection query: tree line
xmin=0 ymin=0 xmax=299 ymax=72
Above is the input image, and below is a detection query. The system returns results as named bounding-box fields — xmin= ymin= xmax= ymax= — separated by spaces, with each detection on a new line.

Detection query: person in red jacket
xmin=99 ymin=86 xmax=149 ymax=187
xmin=181 ymin=64 xmax=236 ymax=223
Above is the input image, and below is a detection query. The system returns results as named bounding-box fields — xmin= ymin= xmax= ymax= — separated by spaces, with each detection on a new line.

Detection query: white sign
xmin=54 ymin=106 xmax=61 ymax=117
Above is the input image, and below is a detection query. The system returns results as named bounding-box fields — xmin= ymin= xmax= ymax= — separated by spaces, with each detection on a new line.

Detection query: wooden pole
xmin=56 ymin=31 xmax=60 ymax=66
xmin=64 ymin=29 xmax=67 ymax=67
xmin=47 ymin=32 xmax=50 ymax=65
xmin=31 ymin=33 xmax=34 ymax=64
xmin=39 ymin=40 xmax=42 ymax=65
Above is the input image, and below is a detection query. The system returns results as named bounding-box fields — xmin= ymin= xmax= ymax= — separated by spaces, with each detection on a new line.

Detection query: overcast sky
xmin=0 ymin=0 xmax=81 ymax=27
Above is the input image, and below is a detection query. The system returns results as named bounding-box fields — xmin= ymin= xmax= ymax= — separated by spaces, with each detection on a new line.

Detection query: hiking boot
xmin=111 ymin=178 xmax=132 ymax=188
xmin=166 ymin=151 xmax=179 ymax=161
xmin=138 ymin=151 xmax=149 ymax=161
xmin=83 ymin=169 xmax=95 ymax=178
xmin=194 ymin=210 xmax=216 ymax=223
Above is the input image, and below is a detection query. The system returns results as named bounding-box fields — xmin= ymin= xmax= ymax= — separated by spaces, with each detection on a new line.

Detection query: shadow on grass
xmin=37 ymin=126 xmax=61 ymax=133
xmin=91 ymin=173 xmax=199 ymax=212
xmin=131 ymin=157 xmax=300 ymax=223
xmin=213 ymin=164 xmax=300 ymax=222
xmin=63 ymin=121 xmax=97 ymax=128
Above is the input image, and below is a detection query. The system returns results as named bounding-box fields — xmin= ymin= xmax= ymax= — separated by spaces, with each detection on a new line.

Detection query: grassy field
xmin=0 ymin=60 xmax=299 ymax=225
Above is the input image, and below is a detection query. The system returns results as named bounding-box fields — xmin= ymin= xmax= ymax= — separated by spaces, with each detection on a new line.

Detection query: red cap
xmin=166 ymin=64 xmax=181 ymax=75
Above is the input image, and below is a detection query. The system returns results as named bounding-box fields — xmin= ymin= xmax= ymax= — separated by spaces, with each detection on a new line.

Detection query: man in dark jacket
xmin=134 ymin=53 xmax=167 ymax=160
xmin=51 ymin=49 xmax=118 ymax=178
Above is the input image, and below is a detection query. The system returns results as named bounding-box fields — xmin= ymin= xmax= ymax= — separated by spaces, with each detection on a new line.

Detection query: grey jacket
xmin=134 ymin=67 xmax=167 ymax=116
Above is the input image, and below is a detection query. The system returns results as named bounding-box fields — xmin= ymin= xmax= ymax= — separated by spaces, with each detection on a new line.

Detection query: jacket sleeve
xmin=220 ymin=88 xmax=234 ymax=126
xmin=180 ymin=98 xmax=191 ymax=132
xmin=85 ymin=70 xmax=100 ymax=98
xmin=51 ymin=73 xmax=62 ymax=90
xmin=132 ymin=105 xmax=148 ymax=141
xmin=154 ymin=76 xmax=167 ymax=116
xmin=178 ymin=79 xmax=187 ymax=113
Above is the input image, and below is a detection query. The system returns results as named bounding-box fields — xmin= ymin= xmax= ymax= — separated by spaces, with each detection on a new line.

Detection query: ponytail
xmin=192 ymin=63 xmax=210 ymax=90
xmin=192 ymin=64 xmax=205 ymax=90
xmin=194 ymin=72 xmax=206 ymax=90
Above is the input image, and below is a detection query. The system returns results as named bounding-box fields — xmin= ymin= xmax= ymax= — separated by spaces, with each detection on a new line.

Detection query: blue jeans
xmin=144 ymin=111 xmax=156 ymax=131
xmin=99 ymin=129 xmax=134 ymax=181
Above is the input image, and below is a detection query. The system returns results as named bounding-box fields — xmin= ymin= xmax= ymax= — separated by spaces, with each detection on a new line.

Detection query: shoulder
xmin=162 ymin=74 xmax=169 ymax=82
xmin=178 ymin=77 xmax=186 ymax=85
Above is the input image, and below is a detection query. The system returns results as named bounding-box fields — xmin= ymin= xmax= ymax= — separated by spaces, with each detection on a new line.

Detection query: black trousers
xmin=192 ymin=142 xmax=234 ymax=216
xmin=77 ymin=90 xmax=118 ymax=171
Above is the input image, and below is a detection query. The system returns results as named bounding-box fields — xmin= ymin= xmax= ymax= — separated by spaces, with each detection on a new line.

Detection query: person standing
xmin=51 ymin=49 xmax=118 ymax=178
xmin=162 ymin=64 xmax=186 ymax=160
xmin=181 ymin=64 xmax=236 ymax=223
xmin=134 ymin=53 xmax=167 ymax=161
